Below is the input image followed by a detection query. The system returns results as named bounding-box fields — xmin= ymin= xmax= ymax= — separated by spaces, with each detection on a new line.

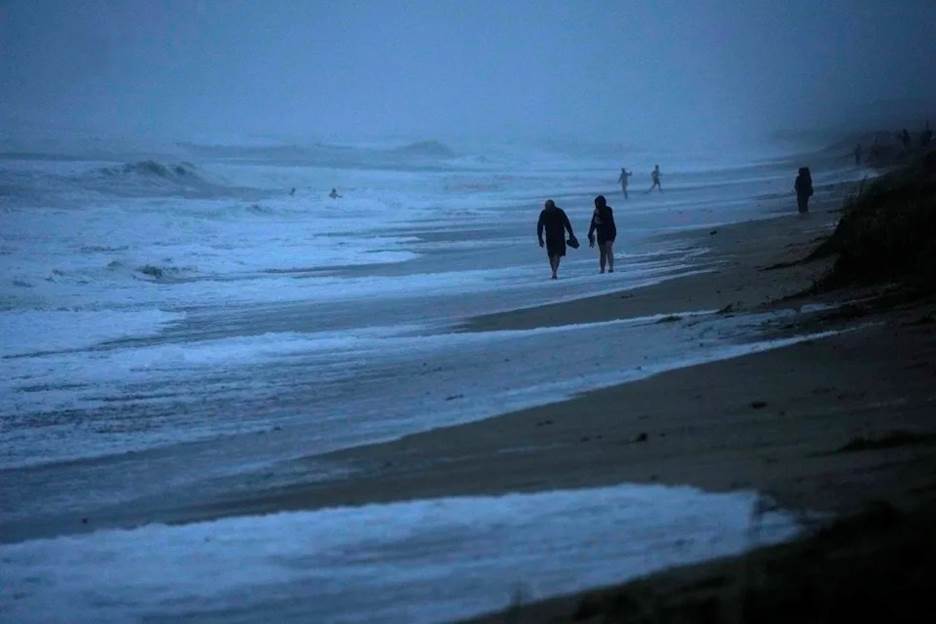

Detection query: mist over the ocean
xmin=2 ymin=0 xmax=935 ymax=148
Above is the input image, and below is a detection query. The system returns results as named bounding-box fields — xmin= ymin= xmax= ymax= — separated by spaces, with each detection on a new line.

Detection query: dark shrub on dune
xmin=813 ymin=150 xmax=936 ymax=290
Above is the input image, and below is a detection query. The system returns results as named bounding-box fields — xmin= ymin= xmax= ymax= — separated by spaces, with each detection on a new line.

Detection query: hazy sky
xmin=2 ymin=0 xmax=935 ymax=146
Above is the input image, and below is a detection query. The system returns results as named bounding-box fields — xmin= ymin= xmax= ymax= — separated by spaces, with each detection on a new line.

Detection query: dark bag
xmin=567 ymin=236 xmax=580 ymax=249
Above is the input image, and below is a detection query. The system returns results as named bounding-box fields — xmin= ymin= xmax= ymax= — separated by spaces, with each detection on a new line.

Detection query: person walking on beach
xmin=900 ymin=128 xmax=912 ymax=151
xmin=588 ymin=194 xmax=617 ymax=273
xmin=617 ymin=168 xmax=633 ymax=199
xmin=648 ymin=165 xmax=662 ymax=192
xmin=794 ymin=167 xmax=813 ymax=214
xmin=853 ymin=143 xmax=862 ymax=166
xmin=537 ymin=199 xmax=577 ymax=279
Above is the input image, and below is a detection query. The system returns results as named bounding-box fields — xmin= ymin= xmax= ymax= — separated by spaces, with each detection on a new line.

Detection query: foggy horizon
xmin=2 ymin=0 xmax=935 ymax=149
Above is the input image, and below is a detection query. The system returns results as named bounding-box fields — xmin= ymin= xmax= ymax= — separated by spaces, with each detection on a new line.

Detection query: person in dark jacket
xmin=537 ymin=199 xmax=576 ymax=279
xmin=794 ymin=167 xmax=813 ymax=214
xmin=587 ymin=194 xmax=617 ymax=273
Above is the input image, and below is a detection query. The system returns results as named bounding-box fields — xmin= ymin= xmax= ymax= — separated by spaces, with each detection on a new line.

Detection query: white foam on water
xmin=0 ymin=306 xmax=843 ymax=474
xmin=0 ymin=483 xmax=802 ymax=624
xmin=0 ymin=308 xmax=184 ymax=358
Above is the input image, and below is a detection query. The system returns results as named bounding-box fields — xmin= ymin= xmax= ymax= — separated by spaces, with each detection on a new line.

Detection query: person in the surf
xmin=617 ymin=167 xmax=633 ymax=199
xmin=794 ymin=167 xmax=813 ymax=214
xmin=329 ymin=188 xmax=342 ymax=199
xmin=290 ymin=187 xmax=296 ymax=196
xmin=588 ymin=194 xmax=617 ymax=274
xmin=537 ymin=199 xmax=577 ymax=280
xmin=648 ymin=164 xmax=662 ymax=192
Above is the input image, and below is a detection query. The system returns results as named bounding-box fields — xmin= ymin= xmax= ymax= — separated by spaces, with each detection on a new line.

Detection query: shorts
xmin=545 ymin=237 xmax=566 ymax=257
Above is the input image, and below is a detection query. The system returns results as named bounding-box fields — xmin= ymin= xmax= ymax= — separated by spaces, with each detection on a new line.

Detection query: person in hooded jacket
xmin=587 ymin=194 xmax=617 ymax=273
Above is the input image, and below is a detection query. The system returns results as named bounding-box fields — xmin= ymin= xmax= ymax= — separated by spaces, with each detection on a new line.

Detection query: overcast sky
xmin=2 ymin=0 xmax=935 ymax=146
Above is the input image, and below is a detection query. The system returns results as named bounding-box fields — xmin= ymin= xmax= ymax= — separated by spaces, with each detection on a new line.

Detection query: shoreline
xmin=463 ymin=211 xmax=835 ymax=333
xmin=8 ymin=188 xmax=906 ymax=536
xmin=5 ymin=151 xmax=936 ymax=622
xmin=169 ymin=183 xmax=936 ymax=621
xmin=137 ymin=187 xmax=935 ymax=523
xmin=0 ymin=183 xmax=858 ymax=546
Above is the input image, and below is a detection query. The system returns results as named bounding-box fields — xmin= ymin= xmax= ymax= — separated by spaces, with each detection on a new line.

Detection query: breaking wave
xmin=81 ymin=160 xmax=242 ymax=198
xmin=134 ymin=263 xmax=199 ymax=283
xmin=391 ymin=140 xmax=456 ymax=158
xmin=98 ymin=160 xmax=199 ymax=180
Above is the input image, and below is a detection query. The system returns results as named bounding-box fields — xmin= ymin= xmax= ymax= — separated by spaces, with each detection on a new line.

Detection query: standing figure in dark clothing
xmin=588 ymin=194 xmax=617 ymax=273
xmin=900 ymin=129 xmax=912 ymax=151
xmin=617 ymin=168 xmax=633 ymax=199
xmin=870 ymin=136 xmax=882 ymax=162
xmin=794 ymin=167 xmax=813 ymax=214
xmin=921 ymin=122 xmax=932 ymax=148
xmin=853 ymin=144 xmax=862 ymax=166
xmin=648 ymin=165 xmax=662 ymax=192
xmin=537 ymin=199 xmax=576 ymax=279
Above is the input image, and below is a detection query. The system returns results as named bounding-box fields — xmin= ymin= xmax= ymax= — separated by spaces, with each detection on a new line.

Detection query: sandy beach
xmin=157 ymin=192 xmax=936 ymax=530
xmin=171 ymin=185 xmax=935 ymax=623
xmin=5 ymin=156 xmax=935 ymax=624
xmin=3 ymin=154 xmax=936 ymax=623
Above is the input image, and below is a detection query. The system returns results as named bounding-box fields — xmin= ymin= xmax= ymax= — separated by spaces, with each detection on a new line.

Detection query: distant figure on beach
xmin=870 ymin=136 xmax=882 ymax=162
xmin=648 ymin=165 xmax=662 ymax=192
xmin=588 ymin=194 xmax=617 ymax=273
xmin=537 ymin=199 xmax=577 ymax=279
xmin=921 ymin=122 xmax=933 ymax=148
xmin=794 ymin=167 xmax=813 ymax=214
xmin=289 ymin=187 xmax=296 ymax=196
xmin=329 ymin=188 xmax=342 ymax=199
xmin=900 ymin=129 xmax=912 ymax=151
xmin=617 ymin=168 xmax=633 ymax=199
xmin=853 ymin=144 xmax=862 ymax=166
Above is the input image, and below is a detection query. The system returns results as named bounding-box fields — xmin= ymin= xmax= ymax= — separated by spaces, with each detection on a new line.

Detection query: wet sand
xmin=164 ymin=195 xmax=935 ymax=531
xmin=13 ymin=189 xmax=936 ymax=623
xmin=464 ymin=214 xmax=834 ymax=332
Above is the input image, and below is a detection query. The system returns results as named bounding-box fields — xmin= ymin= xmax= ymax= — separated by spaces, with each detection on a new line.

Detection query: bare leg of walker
xmin=605 ymin=242 xmax=614 ymax=272
xmin=599 ymin=245 xmax=607 ymax=273
xmin=550 ymin=255 xmax=560 ymax=279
